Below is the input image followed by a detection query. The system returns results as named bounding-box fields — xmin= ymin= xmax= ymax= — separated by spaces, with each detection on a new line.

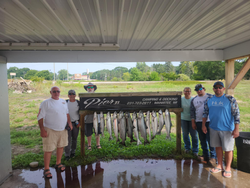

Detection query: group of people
xmin=181 ymin=81 xmax=240 ymax=178
xmin=38 ymin=81 xmax=239 ymax=179
xmin=37 ymin=82 xmax=100 ymax=179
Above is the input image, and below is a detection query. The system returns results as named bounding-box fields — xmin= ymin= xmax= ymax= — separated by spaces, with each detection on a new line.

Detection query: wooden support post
xmin=228 ymin=57 xmax=250 ymax=90
xmin=225 ymin=59 xmax=235 ymax=95
xmin=175 ymin=111 xmax=182 ymax=154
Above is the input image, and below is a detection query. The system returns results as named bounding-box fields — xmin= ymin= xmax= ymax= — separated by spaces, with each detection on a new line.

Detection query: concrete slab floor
xmin=1 ymin=159 xmax=250 ymax=188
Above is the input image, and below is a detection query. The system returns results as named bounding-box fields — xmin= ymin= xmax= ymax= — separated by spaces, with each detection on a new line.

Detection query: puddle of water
xmin=13 ymin=159 xmax=249 ymax=188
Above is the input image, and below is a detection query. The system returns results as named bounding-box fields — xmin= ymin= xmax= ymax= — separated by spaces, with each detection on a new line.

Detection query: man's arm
xmin=202 ymin=117 xmax=207 ymax=134
xmin=38 ymin=118 xmax=47 ymax=137
xmin=190 ymin=98 xmax=196 ymax=130
xmin=67 ymin=114 xmax=73 ymax=130
xmin=232 ymin=123 xmax=239 ymax=138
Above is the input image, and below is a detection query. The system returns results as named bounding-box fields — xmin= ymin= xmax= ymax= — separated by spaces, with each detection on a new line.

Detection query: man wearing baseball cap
xmin=202 ymin=81 xmax=240 ymax=178
xmin=190 ymin=84 xmax=217 ymax=165
xmin=64 ymin=89 xmax=80 ymax=161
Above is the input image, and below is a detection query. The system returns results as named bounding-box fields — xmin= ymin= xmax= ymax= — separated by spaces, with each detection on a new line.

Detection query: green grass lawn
xmin=9 ymin=80 xmax=250 ymax=168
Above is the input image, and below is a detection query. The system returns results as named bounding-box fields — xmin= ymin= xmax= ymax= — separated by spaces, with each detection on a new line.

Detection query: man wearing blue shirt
xmin=202 ymin=81 xmax=240 ymax=178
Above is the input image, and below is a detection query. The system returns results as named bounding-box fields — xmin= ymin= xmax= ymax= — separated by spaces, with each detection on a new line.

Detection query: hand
xmin=232 ymin=129 xmax=239 ymax=138
xmin=77 ymin=123 xmax=81 ymax=128
xmin=192 ymin=123 xmax=197 ymax=130
xmin=40 ymin=129 xmax=48 ymax=138
xmin=69 ymin=123 xmax=73 ymax=131
xmin=202 ymin=125 xmax=207 ymax=134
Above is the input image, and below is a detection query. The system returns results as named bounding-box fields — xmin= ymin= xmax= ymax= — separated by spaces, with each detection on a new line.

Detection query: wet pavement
xmin=1 ymin=159 xmax=250 ymax=188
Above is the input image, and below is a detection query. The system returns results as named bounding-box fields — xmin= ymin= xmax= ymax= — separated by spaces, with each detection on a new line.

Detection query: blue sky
xmin=7 ymin=61 xmax=180 ymax=74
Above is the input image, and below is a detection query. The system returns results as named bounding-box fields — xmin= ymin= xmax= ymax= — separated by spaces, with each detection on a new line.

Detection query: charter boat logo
xmin=212 ymin=101 xmax=223 ymax=106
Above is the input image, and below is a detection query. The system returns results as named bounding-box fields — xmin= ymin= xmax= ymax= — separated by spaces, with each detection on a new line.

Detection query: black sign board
xmin=80 ymin=95 xmax=181 ymax=111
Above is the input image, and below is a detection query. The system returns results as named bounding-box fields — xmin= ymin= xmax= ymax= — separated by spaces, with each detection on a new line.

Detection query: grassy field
xmin=9 ymin=80 xmax=250 ymax=168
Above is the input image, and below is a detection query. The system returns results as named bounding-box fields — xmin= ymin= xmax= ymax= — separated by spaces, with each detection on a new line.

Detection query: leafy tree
xmin=178 ymin=74 xmax=190 ymax=81
xmin=179 ymin=61 xmax=194 ymax=78
xmin=111 ymin=67 xmax=128 ymax=79
xmin=161 ymin=72 xmax=179 ymax=81
xmin=149 ymin=71 xmax=161 ymax=81
xmin=152 ymin=64 xmax=166 ymax=74
xmin=138 ymin=72 xmax=150 ymax=81
xmin=130 ymin=68 xmax=140 ymax=81
xmin=165 ymin=61 xmax=175 ymax=73
xmin=152 ymin=62 xmax=175 ymax=74
xmin=35 ymin=70 xmax=53 ymax=80
xmin=90 ymin=69 xmax=110 ymax=80
xmin=122 ymin=72 xmax=130 ymax=81
xmin=24 ymin=70 xmax=38 ymax=80
xmin=136 ymin=62 xmax=150 ymax=73
xmin=7 ymin=67 xmax=30 ymax=79
xmin=30 ymin=76 xmax=44 ymax=82
xmin=58 ymin=69 xmax=68 ymax=80
xmin=193 ymin=61 xmax=225 ymax=80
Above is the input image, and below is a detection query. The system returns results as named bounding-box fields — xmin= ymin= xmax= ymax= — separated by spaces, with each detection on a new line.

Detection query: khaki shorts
xmin=42 ymin=127 xmax=68 ymax=152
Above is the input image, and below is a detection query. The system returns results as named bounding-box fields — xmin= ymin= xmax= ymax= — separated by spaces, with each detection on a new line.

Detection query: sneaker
xmin=70 ymin=153 xmax=75 ymax=158
xmin=197 ymin=155 xmax=209 ymax=164
xmin=185 ymin=150 xmax=190 ymax=154
xmin=65 ymin=156 xmax=70 ymax=161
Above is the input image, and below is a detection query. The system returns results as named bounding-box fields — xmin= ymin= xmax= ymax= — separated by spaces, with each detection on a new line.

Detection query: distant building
xmin=73 ymin=74 xmax=89 ymax=80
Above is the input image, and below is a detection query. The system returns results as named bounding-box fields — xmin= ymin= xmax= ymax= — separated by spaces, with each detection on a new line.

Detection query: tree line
xmin=7 ymin=59 xmax=250 ymax=81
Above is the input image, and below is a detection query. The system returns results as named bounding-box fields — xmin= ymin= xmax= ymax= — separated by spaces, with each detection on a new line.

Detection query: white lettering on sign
xmin=83 ymin=98 xmax=119 ymax=109
xmin=243 ymin=139 xmax=250 ymax=145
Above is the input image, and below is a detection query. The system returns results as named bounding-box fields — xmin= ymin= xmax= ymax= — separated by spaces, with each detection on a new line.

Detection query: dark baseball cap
xmin=213 ymin=81 xmax=224 ymax=87
xmin=194 ymin=84 xmax=204 ymax=91
xmin=68 ymin=89 xmax=76 ymax=95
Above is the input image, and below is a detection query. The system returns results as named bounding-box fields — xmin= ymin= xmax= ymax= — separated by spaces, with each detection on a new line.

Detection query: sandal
xmin=210 ymin=167 xmax=223 ymax=173
xmin=88 ymin=146 xmax=92 ymax=151
xmin=96 ymin=145 xmax=102 ymax=149
xmin=54 ymin=163 xmax=65 ymax=172
xmin=43 ymin=169 xmax=52 ymax=179
xmin=223 ymin=170 xmax=231 ymax=178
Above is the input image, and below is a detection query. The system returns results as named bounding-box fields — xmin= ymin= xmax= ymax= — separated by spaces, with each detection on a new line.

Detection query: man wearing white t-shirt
xmin=190 ymin=84 xmax=216 ymax=165
xmin=37 ymin=86 xmax=73 ymax=179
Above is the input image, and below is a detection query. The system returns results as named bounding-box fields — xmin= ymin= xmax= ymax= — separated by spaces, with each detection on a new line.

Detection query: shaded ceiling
xmin=0 ymin=0 xmax=250 ymax=51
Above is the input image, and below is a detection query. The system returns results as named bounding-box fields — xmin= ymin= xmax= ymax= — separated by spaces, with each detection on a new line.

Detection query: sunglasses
xmin=195 ymin=88 xmax=203 ymax=91
xmin=87 ymin=86 xmax=94 ymax=89
xmin=214 ymin=86 xmax=223 ymax=89
xmin=52 ymin=90 xmax=60 ymax=93
xmin=69 ymin=93 xmax=75 ymax=95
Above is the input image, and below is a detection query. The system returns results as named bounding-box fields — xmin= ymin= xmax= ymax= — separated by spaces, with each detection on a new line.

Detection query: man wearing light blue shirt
xmin=202 ymin=81 xmax=240 ymax=178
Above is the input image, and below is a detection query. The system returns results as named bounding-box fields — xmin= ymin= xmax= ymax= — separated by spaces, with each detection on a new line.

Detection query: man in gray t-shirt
xmin=84 ymin=83 xmax=102 ymax=150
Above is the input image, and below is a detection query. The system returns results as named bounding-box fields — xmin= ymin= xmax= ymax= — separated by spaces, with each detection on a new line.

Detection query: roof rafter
xmin=127 ymin=0 xmax=150 ymax=50
xmin=94 ymin=0 xmax=105 ymax=43
xmin=0 ymin=22 xmax=34 ymax=42
xmin=158 ymin=0 xmax=225 ymax=50
xmin=170 ymin=0 xmax=250 ymax=50
xmin=186 ymin=9 xmax=250 ymax=49
xmin=40 ymin=0 xmax=78 ymax=43
xmin=13 ymin=0 xmax=63 ymax=42
xmin=148 ymin=0 xmax=201 ymax=50
xmin=0 ymin=7 xmax=49 ymax=43
xmin=145 ymin=0 xmax=182 ymax=50
xmin=117 ymin=0 xmax=125 ymax=44
xmin=0 ymin=31 xmax=19 ymax=42
xmin=67 ymin=0 xmax=92 ymax=43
